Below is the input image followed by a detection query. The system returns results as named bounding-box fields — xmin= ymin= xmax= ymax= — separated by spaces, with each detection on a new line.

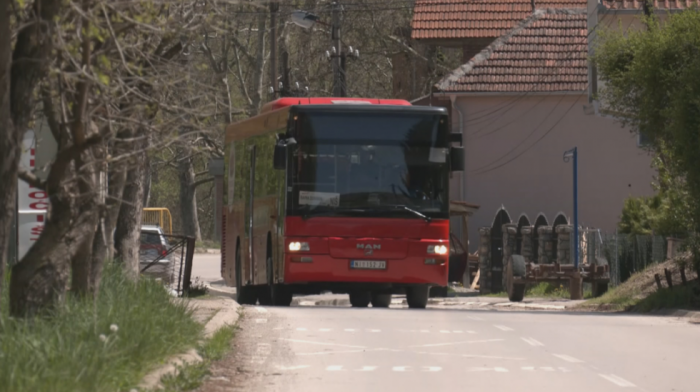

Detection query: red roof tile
xmin=411 ymin=0 xmax=587 ymax=40
xmin=435 ymin=9 xmax=589 ymax=92
xmin=601 ymin=0 xmax=700 ymax=9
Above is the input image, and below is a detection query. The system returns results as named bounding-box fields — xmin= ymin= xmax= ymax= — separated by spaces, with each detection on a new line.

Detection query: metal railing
xmin=140 ymin=233 xmax=196 ymax=296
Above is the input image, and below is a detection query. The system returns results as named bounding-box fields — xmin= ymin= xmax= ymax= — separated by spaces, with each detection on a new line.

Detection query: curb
xmin=138 ymin=296 xmax=240 ymax=391
xmin=649 ymin=308 xmax=700 ymax=323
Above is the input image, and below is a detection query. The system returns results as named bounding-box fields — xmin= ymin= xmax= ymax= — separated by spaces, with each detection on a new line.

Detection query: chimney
xmin=531 ymin=0 xmax=535 ymax=10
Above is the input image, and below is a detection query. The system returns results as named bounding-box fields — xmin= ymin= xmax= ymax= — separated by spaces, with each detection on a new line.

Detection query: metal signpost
xmin=563 ymin=147 xmax=579 ymax=269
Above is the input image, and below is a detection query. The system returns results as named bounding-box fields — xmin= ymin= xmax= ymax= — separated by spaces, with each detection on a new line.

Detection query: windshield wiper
xmin=392 ymin=205 xmax=432 ymax=222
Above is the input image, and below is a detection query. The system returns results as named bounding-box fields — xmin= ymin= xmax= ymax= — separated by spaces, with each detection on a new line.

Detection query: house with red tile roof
xmin=405 ymin=0 xmax=697 ymax=253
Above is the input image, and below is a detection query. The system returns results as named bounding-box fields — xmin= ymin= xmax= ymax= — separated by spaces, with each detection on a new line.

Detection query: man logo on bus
xmin=357 ymin=243 xmax=380 ymax=256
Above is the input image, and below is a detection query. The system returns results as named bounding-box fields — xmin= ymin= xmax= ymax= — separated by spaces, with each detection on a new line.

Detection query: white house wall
xmin=456 ymin=94 xmax=654 ymax=252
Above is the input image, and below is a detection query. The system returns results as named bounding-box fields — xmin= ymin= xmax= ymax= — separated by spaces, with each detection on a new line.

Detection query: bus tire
xmin=237 ymin=286 xmax=257 ymax=305
xmin=258 ymin=286 xmax=273 ymax=306
xmin=349 ymin=291 xmax=371 ymax=308
xmin=235 ymin=243 xmax=256 ymax=305
xmin=370 ymin=292 xmax=392 ymax=308
xmin=406 ymin=286 xmax=429 ymax=309
xmin=271 ymin=284 xmax=293 ymax=306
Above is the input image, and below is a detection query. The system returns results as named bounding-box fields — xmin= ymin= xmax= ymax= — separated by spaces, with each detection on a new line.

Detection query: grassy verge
xmin=482 ymin=283 xmax=593 ymax=299
xmin=0 ymin=262 xmax=203 ymax=392
xmin=158 ymin=324 xmax=237 ymax=392
xmin=577 ymin=257 xmax=700 ymax=312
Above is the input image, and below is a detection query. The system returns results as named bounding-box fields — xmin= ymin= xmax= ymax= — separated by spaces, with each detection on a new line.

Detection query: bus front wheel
xmin=349 ymin=291 xmax=371 ymax=308
xmin=406 ymin=286 xmax=429 ymax=309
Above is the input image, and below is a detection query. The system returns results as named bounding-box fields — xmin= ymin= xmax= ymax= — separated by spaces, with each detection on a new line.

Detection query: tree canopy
xmin=594 ymin=10 xmax=700 ymax=268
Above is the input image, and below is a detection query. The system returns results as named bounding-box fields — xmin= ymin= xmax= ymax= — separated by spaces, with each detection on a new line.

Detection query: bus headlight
xmin=427 ymin=244 xmax=448 ymax=255
xmin=289 ymin=242 xmax=310 ymax=252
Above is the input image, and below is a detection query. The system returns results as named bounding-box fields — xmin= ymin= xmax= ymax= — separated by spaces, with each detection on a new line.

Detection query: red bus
xmin=221 ymin=97 xmax=463 ymax=308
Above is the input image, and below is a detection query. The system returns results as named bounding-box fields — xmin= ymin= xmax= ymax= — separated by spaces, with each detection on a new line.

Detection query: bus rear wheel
xmin=370 ymin=292 xmax=392 ymax=308
xmin=349 ymin=291 xmax=371 ymax=308
xmin=406 ymin=286 xmax=429 ymax=309
xmin=237 ymin=286 xmax=257 ymax=305
xmin=271 ymin=285 xmax=293 ymax=306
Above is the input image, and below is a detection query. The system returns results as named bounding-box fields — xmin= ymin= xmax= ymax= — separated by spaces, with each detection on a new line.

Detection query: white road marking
xmin=255 ymin=319 xmax=268 ymax=324
xmin=326 ymin=365 xmax=344 ymax=371
xmin=468 ymin=367 xmax=493 ymax=372
xmin=553 ymin=354 xmax=584 ymax=363
xmin=467 ymin=367 xmax=509 ymax=372
xmin=422 ymin=366 xmax=442 ymax=372
xmin=273 ymin=327 xmax=285 ymax=330
xmin=276 ymin=365 xmax=310 ymax=371
xmin=356 ymin=366 xmax=377 ymax=372
xmin=281 ymin=338 xmax=365 ymax=348
xmin=599 ymin=374 xmax=636 ymax=387
xmin=392 ymin=366 xmax=411 ymax=372
xmin=344 ymin=328 xmax=355 ymax=332
xmin=559 ymin=367 xmax=572 ymax=373
xmin=296 ymin=327 xmax=307 ymax=331
xmin=368 ymin=329 xmax=381 ymax=332
xmin=319 ymin=328 xmax=331 ymax=332
xmin=540 ymin=367 xmax=555 ymax=372
xmin=494 ymin=325 xmax=514 ymax=331
xmin=410 ymin=338 xmax=504 ymax=348
xmin=467 ymin=316 xmax=484 ymax=321
xmin=254 ymin=307 xmax=268 ymax=313
xmin=413 ymin=351 xmax=524 ymax=360
xmin=521 ymin=337 xmax=544 ymax=346
xmin=297 ymin=349 xmax=366 ymax=356
xmin=466 ymin=331 xmax=477 ymax=334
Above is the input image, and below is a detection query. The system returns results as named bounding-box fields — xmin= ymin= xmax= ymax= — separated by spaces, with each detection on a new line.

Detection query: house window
xmin=637 ymin=132 xmax=652 ymax=147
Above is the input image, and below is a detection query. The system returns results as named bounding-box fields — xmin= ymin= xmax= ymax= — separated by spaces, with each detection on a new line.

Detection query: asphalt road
xmin=191 ymin=253 xmax=223 ymax=285
xmin=208 ymin=303 xmax=699 ymax=392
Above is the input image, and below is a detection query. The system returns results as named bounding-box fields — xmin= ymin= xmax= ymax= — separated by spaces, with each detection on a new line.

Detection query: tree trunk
xmin=0 ymin=0 xmax=14 ymax=307
xmin=143 ymin=156 xmax=151 ymax=207
xmin=114 ymin=136 xmax=147 ymax=280
xmin=251 ymin=11 xmax=266 ymax=113
xmin=178 ymin=152 xmax=202 ymax=241
xmin=9 ymin=163 xmax=98 ymax=316
xmin=89 ymin=143 xmax=128 ymax=293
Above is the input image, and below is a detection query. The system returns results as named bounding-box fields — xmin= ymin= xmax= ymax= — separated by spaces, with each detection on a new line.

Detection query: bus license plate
xmin=350 ymin=260 xmax=386 ymax=270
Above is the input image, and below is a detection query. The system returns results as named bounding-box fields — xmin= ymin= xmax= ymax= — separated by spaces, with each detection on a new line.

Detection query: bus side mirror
xmin=450 ymin=147 xmax=464 ymax=172
xmin=449 ymin=133 xmax=463 ymax=145
xmin=273 ymin=144 xmax=286 ymax=170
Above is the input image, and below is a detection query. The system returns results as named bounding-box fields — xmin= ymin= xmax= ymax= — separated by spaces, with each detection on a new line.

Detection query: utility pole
xmin=269 ymin=2 xmax=279 ymax=99
xmin=331 ymin=1 xmax=342 ymax=97
xmin=340 ymin=52 xmax=347 ymax=97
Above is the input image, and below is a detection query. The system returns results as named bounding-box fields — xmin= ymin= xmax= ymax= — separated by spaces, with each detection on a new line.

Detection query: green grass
xmin=577 ymin=258 xmax=700 ymax=312
xmin=158 ymin=325 xmax=237 ymax=392
xmin=0 ymin=262 xmax=203 ymax=392
xmin=482 ymin=283 xmax=593 ymax=299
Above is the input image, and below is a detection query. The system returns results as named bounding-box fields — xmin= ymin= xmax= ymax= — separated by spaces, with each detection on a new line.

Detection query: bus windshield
xmin=288 ymin=111 xmax=450 ymax=220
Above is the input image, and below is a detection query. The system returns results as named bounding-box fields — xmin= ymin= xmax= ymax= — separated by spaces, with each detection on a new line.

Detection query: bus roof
xmin=260 ymin=97 xmax=411 ymax=114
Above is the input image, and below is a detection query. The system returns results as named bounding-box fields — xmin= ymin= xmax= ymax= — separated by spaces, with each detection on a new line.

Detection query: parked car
xmin=140 ymin=225 xmax=171 ymax=265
